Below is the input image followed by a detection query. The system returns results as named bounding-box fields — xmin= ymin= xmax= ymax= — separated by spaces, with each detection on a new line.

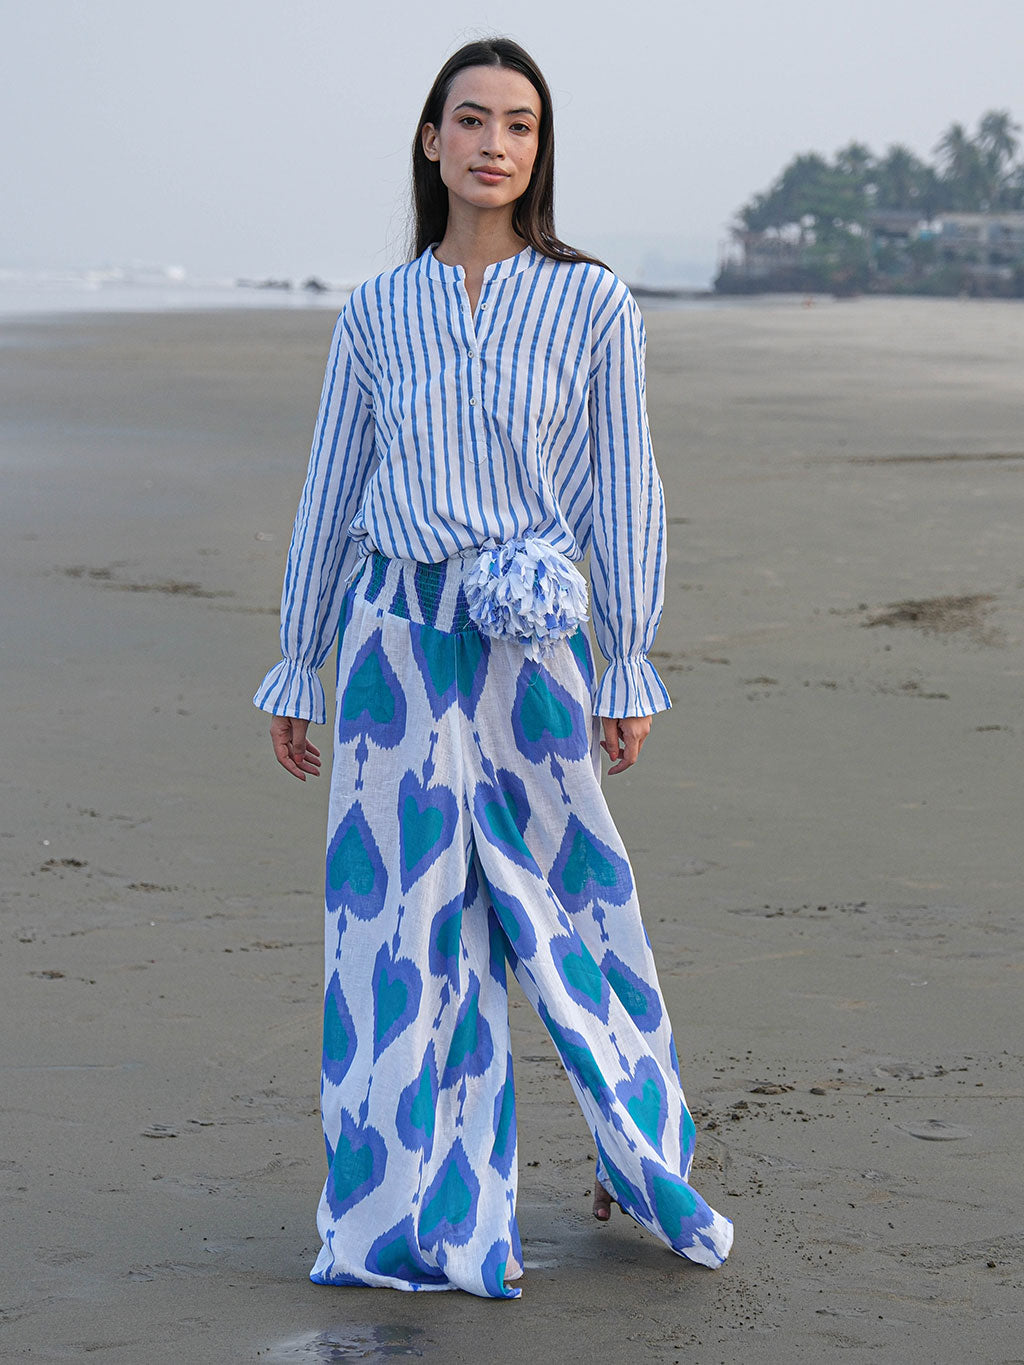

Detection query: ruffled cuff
xmin=253 ymin=659 xmax=327 ymax=724
xmin=593 ymin=654 xmax=672 ymax=719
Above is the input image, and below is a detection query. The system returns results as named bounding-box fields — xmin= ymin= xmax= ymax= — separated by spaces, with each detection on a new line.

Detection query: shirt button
xmin=468 ymin=350 xmax=475 ymax=358
xmin=469 ymin=397 xmax=476 ymax=406
xmin=480 ymin=303 xmax=488 ymax=310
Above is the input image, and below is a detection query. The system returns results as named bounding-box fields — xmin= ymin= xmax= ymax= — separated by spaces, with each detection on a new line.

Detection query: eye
xmin=458 ymin=116 xmax=481 ymax=127
xmin=510 ymin=122 xmax=532 ymax=134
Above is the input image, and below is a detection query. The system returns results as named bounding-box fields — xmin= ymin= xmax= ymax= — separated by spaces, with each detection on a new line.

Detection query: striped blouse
xmin=254 ymin=243 xmax=671 ymax=722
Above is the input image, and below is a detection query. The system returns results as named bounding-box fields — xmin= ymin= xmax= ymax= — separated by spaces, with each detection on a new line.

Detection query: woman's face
xmin=422 ymin=65 xmax=541 ymax=218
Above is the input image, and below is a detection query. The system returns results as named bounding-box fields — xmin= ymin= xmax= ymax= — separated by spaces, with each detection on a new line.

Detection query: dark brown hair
xmin=410 ymin=37 xmax=606 ymax=268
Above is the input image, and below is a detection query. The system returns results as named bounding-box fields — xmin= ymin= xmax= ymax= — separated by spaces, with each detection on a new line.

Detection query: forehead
xmin=443 ymin=65 xmax=541 ymax=116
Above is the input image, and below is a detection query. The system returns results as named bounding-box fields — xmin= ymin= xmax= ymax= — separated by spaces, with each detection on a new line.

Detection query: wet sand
xmin=1 ymin=297 xmax=1022 ymax=1362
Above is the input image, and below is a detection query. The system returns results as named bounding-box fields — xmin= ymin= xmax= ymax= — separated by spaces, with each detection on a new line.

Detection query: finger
xmin=607 ymin=718 xmax=651 ymax=774
xmin=271 ymin=732 xmax=293 ymax=765
xmin=599 ymin=716 xmax=621 ymax=756
xmin=294 ymin=730 xmax=321 ymax=774
xmin=277 ymin=745 xmax=309 ymax=780
xmin=290 ymin=718 xmax=309 ymax=757
xmin=278 ymin=753 xmax=307 ymax=780
xmin=622 ymin=731 xmax=641 ymax=767
xmin=270 ymin=719 xmax=318 ymax=781
xmin=607 ymin=740 xmax=631 ymax=773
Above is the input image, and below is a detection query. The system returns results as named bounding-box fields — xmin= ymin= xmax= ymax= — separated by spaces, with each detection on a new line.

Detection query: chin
xmin=456 ymin=188 xmax=520 ymax=212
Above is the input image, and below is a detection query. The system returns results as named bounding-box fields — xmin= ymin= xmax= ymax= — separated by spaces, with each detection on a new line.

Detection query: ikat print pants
xmin=311 ymin=551 xmax=734 ymax=1297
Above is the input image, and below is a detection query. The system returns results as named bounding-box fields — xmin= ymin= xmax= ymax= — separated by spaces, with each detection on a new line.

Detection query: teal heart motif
xmin=399 ymin=773 xmax=457 ymax=893
xmin=402 ymin=797 xmax=443 ymax=871
xmin=373 ymin=1230 xmax=419 ymax=1280
xmin=324 ymin=1113 xmax=387 ymax=1219
xmin=569 ymin=627 xmax=590 ymax=677
xmin=342 ymin=650 xmax=395 ymax=723
xmin=484 ymin=794 xmax=531 ymax=858
xmin=323 ymin=989 xmax=351 ymax=1065
xmin=327 ymin=822 xmax=375 ymax=896
xmin=455 ymin=630 xmax=484 ymax=695
xmin=681 ymin=1107 xmax=696 ymax=1153
xmin=420 ymin=1155 xmax=473 ymax=1239
xmin=445 ymin=990 xmax=482 ymax=1072
xmin=542 ymin=1006 xmax=607 ymax=1106
xmin=627 ymin=1079 xmax=664 ymax=1148
xmin=650 ymin=1173 xmax=698 ymax=1241
xmin=408 ymin=1066 xmax=436 ymax=1141
xmin=562 ymin=946 xmax=605 ymax=1006
xmin=493 ymin=894 xmax=522 ymax=946
xmin=418 ymin=627 xmax=458 ymax=697
xmin=521 ymin=675 xmax=573 ymax=742
xmin=494 ymin=1077 xmax=515 ymax=1152
xmin=607 ymin=966 xmax=648 ymax=1020
xmin=375 ymin=969 xmax=408 ymax=1045
xmin=489 ymin=887 xmax=537 ymax=961
xmin=563 ymin=828 xmax=617 ymax=895
xmin=433 ymin=908 xmax=461 ymax=961
xmin=330 ymin=1127 xmax=374 ymax=1207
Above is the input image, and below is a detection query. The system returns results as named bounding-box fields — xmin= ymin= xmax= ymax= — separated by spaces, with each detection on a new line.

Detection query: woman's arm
xmin=253 ymin=304 xmax=377 ymax=726
xmin=588 ymin=284 xmax=672 ymax=722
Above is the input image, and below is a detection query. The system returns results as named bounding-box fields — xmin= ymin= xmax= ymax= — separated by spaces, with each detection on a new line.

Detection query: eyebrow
xmin=451 ymin=100 xmax=538 ymax=118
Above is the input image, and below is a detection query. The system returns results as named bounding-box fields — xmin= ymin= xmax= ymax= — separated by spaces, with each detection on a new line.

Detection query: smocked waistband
xmin=349 ymin=551 xmax=478 ymax=634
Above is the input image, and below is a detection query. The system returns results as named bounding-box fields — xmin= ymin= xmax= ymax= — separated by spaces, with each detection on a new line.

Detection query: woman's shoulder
xmin=344 ymin=259 xmax=420 ymax=312
xmin=540 ymin=253 xmax=637 ymax=320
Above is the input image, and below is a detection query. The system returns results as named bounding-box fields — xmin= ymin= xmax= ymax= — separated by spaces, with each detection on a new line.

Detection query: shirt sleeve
xmin=588 ymin=289 xmax=672 ymax=719
xmin=253 ymin=305 xmax=377 ymax=723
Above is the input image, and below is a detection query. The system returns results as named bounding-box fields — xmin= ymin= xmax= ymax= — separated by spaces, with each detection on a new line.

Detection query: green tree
xmin=724 ymin=108 xmax=1024 ymax=296
xmin=977 ymin=109 xmax=1021 ymax=208
xmin=874 ymin=144 xmax=936 ymax=213
xmin=934 ymin=121 xmax=988 ymax=209
xmin=835 ymin=140 xmax=875 ymax=186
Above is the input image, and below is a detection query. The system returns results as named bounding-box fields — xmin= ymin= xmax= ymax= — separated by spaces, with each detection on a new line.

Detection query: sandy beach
xmin=2 ymin=295 xmax=1022 ymax=1362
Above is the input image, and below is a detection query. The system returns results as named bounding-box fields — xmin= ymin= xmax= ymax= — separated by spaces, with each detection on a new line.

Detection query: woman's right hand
xmin=270 ymin=716 xmax=322 ymax=781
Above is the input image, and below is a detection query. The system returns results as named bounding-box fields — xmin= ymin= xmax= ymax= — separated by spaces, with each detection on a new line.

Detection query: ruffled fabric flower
xmin=464 ymin=538 xmax=589 ymax=659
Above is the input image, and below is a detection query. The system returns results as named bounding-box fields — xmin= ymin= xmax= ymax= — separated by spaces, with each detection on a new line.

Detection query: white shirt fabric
xmin=254 ymin=243 xmax=672 ymax=722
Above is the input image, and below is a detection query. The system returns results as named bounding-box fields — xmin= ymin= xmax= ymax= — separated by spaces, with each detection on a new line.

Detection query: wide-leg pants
xmin=310 ymin=552 xmax=733 ymax=1297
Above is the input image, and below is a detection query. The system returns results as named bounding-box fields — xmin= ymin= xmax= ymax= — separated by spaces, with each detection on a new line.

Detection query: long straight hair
xmin=411 ymin=38 xmax=606 ymax=269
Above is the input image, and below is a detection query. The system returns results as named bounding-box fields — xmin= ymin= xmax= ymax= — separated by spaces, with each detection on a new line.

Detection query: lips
xmin=472 ymin=167 xmax=510 ymax=180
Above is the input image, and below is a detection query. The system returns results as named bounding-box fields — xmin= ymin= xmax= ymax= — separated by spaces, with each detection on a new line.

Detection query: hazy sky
xmin=4 ymin=0 xmax=1024 ymax=286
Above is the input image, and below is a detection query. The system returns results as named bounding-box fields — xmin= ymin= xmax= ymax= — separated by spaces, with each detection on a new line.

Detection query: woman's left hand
xmin=599 ymin=715 xmax=652 ymax=774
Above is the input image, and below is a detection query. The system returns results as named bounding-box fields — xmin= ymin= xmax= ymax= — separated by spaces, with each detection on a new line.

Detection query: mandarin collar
xmin=419 ymin=242 xmax=537 ymax=283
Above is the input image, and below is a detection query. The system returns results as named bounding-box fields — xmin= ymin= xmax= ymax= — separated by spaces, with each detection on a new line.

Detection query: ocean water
xmin=0 ymin=263 xmax=735 ymax=320
xmin=0 ymin=266 xmax=353 ymax=319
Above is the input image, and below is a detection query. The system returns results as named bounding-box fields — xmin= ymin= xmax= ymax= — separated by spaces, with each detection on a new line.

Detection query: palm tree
xmin=977 ymin=110 xmax=1021 ymax=207
xmin=935 ymin=122 xmax=987 ymax=209
xmin=835 ymin=140 xmax=874 ymax=185
xmin=875 ymin=144 xmax=930 ymax=211
xmin=977 ymin=110 xmax=1020 ymax=169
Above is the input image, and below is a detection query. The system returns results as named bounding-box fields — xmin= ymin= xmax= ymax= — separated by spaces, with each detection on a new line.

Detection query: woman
xmin=254 ymin=37 xmax=733 ymax=1298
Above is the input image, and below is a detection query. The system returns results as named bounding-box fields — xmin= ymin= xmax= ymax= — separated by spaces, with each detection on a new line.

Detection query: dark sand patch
xmin=61 ymin=563 xmax=232 ymax=598
xmin=863 ymin=593 xmax=1001 ymax=643
xmin=846 ymin=451 xmax=1024 ymax=466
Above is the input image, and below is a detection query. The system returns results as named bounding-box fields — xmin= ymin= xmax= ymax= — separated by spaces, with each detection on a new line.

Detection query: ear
xmin=421 ymin=123 xmax=440 ymax=162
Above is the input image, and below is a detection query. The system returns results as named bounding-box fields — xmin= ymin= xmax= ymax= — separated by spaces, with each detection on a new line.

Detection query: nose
xmin=479 ymin=127 xmax=506 ymax=160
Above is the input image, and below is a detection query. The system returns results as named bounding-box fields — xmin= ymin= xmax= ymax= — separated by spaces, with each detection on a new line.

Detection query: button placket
xmin=458 ymin=281 xmax=484 ymax=462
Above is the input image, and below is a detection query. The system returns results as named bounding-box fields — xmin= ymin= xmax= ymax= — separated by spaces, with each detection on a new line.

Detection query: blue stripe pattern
xmin=254 ymin=244 xmax=671 ymax=722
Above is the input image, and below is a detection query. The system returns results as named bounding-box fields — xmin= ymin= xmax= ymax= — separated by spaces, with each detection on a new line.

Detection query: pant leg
xmin=310 ymin=575 xmax=522 ymax=1298
xmin=464 ymin=627 xmax=734 ymax=1269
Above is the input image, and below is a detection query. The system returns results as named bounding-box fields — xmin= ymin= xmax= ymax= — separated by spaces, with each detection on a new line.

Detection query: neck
xmin=431 ymin=201 xmax=527 ymax=271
